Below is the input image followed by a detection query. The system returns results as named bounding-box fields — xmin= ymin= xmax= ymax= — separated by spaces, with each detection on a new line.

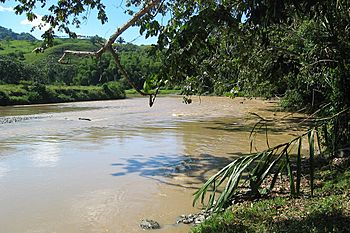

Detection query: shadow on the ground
xmin=271 ymin=210 xmax=350 ymax=233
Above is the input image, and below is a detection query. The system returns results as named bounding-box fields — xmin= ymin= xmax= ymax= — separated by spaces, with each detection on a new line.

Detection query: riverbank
xmin=192 ymin=161 xmax=350 ymax=233
xmin=0 ymin=84 xmax=182 ymax=106
xmin=0 ymin=82 xmax=126 ymax=106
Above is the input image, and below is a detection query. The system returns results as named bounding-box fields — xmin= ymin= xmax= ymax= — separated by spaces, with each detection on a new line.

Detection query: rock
xmin=182 ymin=218 xmax=193 ymax=224
xmin=177 ymin=210 xmax=212 ymax=225
xmin=332 ymin=157 xmax=350 ymax=168
xmin=140 ymin=219 xmax=160 ymax=230
xmin=194 ymin=215 xmax=205 ymax=224
xmin=78 ymin=117 xmax=91 ymax=121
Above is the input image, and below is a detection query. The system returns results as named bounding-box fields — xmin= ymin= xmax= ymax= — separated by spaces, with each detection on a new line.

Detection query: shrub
xmin=0 ymin=90 xmax=10 ymax=105
xmin=102 ymin=81 xmax=126 ymax=99
xmin=57 ymin=94 xmax=74 ymax=102
xmin=9 ymin=96 xmax=29 ymax=105
xmin=281 ymin=89 xmax=305 ymax=111
xmin=26 ymin=91 xmax=42 ymax=103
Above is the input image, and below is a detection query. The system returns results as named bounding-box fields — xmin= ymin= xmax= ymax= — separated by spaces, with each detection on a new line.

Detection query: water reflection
xmin=29 ymin=141 xmax=61 ymax=167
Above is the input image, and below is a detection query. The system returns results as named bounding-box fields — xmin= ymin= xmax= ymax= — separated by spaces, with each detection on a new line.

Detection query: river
xmin=0 ymin=96 xmax=305 ymax=233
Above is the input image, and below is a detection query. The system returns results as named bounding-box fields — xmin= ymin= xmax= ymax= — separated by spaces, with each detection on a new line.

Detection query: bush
xmin=57 ymin=94 xmax=74 ymax=102
xmin=102 ymin=81 xmax=126 ymax=99
xmin=9 ymin=96 xmax=29 ymax=105
xmin=26 ymin=91 xmax=42 ymax=103
xmin=0 ymin=90 xmax=10 ymax=105
xmin=281 ymin=90 xmax=305 ymax=111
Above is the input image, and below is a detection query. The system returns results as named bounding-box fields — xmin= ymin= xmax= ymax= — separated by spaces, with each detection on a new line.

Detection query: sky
xmin=0 ymin=1 xmax=166 ymax=45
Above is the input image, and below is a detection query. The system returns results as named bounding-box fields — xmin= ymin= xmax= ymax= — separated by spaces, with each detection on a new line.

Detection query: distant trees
xmin=89 ymin=35 xmax=105 ymax=46
xmin=0 ymin=56 xmax=41 ymax=84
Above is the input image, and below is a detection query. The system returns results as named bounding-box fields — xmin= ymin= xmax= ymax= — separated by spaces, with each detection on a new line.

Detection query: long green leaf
xmin=215 ymin=155 xmax=258 ymax=210
xmin=285 ymin=150 xmax=296 ymax=196
xmin=308 ymin=129 xmax=315 ymax=197
xmin=296 ymin=138 xmax=302 ymax=195
xmin=269 ymin=158 xmax=287 ymax=191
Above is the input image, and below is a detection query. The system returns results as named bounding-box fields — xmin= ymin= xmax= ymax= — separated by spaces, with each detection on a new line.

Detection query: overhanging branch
xmin=58 ymin=0 xmax=161 ymax=63
xmin=96 ymin=0 xmax=162 ymax=57
xmin=57 ymin=0 xmax=162 ymax=107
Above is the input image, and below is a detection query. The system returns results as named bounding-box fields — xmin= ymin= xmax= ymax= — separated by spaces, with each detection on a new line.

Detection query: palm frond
xmin=193 ymin=108 xmax=350 ymax=211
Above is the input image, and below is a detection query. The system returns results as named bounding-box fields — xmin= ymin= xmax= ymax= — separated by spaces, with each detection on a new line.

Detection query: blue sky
xmin=0 ymin=1 xmax=165 ymax=45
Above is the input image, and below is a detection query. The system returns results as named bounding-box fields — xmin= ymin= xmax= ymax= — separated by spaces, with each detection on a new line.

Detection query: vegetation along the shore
xmin=192 ymin=164 xmax=350 ymax=233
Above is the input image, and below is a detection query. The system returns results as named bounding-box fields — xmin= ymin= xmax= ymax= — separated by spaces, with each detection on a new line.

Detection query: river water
xmin=0 ymin=96 xmax=305 ymax=233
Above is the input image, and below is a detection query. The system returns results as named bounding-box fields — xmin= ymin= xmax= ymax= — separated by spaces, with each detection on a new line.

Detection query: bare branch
xmin=109 ymin=46 xmax=148 ymax=96
xmin=109 ymin=46 xmax=157 ymax=107
xmin=58 ymin=50 xmax=96 ymax=63
xmin=58 ymin=0 xmax=161 ymax=63
xmin=96 ymin=0 xmax=162 ymax=56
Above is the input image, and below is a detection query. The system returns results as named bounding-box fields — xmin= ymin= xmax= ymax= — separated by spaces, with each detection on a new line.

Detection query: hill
xmin=0 ymin=26 xmax=37 ymax=41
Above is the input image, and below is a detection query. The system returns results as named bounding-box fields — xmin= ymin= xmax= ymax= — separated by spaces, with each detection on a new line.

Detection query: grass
xmin=0 ymin=40 xmax=40 ymax=57
xmin=0 ymin=38 xmax=99 ymax=64
xmin=192 ymin=167 xmax=350 ymax=233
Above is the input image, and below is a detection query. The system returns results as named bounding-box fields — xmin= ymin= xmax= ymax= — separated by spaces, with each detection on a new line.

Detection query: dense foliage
xmin=0 ymin=35 xmax=161 ymax=88
xmin=0 ymin=82 xmax=125 ymax=105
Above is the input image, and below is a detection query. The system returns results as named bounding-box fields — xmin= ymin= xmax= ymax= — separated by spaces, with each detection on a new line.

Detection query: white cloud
xmin=0 ymin=5 xmax=14 ymax=12
xmin=20 ymin=14 xmax=50 ymax=31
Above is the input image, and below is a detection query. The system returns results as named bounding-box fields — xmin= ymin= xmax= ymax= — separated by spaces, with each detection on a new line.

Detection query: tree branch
xmin=58 ymin=50 xmax=96 ymax=63
xmin=96 ymin=0 xmax=162 ymax=57
xmin=58 ymin=0 xmax=161 ymax=63
xmin=109 ymin=46 xmax=157 ymax=107
xmin=56 ymin=0 xmax=161 ymax=107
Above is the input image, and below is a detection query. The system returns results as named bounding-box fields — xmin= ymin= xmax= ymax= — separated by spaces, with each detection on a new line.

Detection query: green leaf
xmin=296 ymin=138 xmax=302 ymax=195
xmin=308 ymin=129 xmax=315 ymax=197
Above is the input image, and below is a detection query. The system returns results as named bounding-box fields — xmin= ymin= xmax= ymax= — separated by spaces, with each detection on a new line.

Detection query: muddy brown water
xmin=0 ymin=96 xmax=306 ymax=233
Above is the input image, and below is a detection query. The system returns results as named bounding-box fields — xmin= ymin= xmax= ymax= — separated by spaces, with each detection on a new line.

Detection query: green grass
xmin=0 ymin=40 xmax=40 ymax=56
xmin=192 ymin=168 xmax=350 ymax=233
xmin=0 ymin=38 xmax=99 ymax=64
